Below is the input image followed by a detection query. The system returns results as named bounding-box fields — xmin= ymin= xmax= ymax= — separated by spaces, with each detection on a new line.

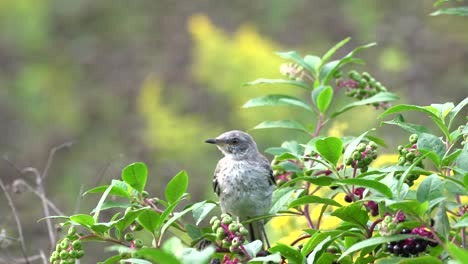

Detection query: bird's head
xmin=205 ymin=130 xmax=258 ymax=159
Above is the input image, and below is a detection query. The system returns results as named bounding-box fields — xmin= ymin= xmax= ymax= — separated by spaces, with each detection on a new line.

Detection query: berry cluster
xmin=210 ymin=214 xmax=249 ymax=258
xmin=280 ymin=63 xmax=307 ymax=81
xmin=345 ymin=141 xmax=379 ymax=173
xmin=396 ymin=134 xmax=424 ymax=186
xmin=124 ymin=232 xmax=144 ymax=249
xmin=380 ymin=212 xmax=406 ymax=236
xmin=386 ymin=227 xmax=438 ymax=257
xmin=50 ymin=226 xmax=84 ymax=264
xmin=273 ymin=159 xmax=302 ymax=186
xmin=337 ymin=71 xmax=390 ymax=109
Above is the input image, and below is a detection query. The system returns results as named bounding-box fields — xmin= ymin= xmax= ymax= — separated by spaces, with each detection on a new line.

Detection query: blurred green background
xmin=0 ymin=0 xmax=467 ymax=262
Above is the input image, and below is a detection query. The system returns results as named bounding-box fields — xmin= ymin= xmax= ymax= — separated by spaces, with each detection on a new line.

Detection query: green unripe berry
xmin=69 ymin=249 xmax=77 ymax=258
xmin=363 ymin=156 xmax=373 ymax=164
xmin=222 ymin=216 xmax=232 ymax=225
xmin=384 ymin=215 xmax=392 ymax=223
xmin=212 ymin=219 xmax=221 ymax=231
xmin=232 ymin=237 xmax=241 ymax=247
xmin=409 ymin=134 xmax=418 ymax=144
xmin=398 ymin=156 xmax=406 ymax=164
xmin=52 ymin=260 xmax=59 ymax=264
xmin=134 ymin=239 xmax=144 ymax=248
xmin=131 ymin=222 xmax=143 ymax=231
xmin=358 ymin=79 xmax=367 ymax=88
xmin=369 ymin=141 xmax=378 ymax=150
xmin=405 ymin=152 xmax=415 ymax=161
xmin=388 ymin=222 xmax=396 ymax=229
xmin=124 ymin=233 xmax=134 ymax=241
xmin=401 ymin=149 xmax=409 ymax=155
xmin=360 ymin=166 xmax=368 ymax=173
xmin=228 ymin=223 xmax=238 ymax=232
xmin=220 ymin=213 xmax=230 ymax=219
xmin=239 ymin=227 xmax=249 ymax=236
xmin=72 ymin=240 xmax=82 ymax=250
xmin=222 ymin=238 xmax=231 ymax=248
xmin=333 ymin=70 xmax=343 ymax=79
xmin=209 ymin=216 xmax=218 ymax=225
xmin=59 ymin=250 xmax=69 ymax=259
xmin=349 ymin=70 xmax=361 ymax=81
xmin=362 ymin=72 xmax=371 ymax=81
xmin=229 ymin=245 xmax=238 ymax=253
xmin=397 ymin=145 xmax=403 ymax=152
xmin=75 ymin=250 xmax=85 ymax=259
xmin=369 ymin=79 xmax=376 ymax=87
xmin=67 ymin=226 xmax=77 ymax=236
xmin=345 ymin=158 xmax=353 ymax=166
xmin=404 ymin=162 xmax=412 ymax=166
xmin=352 ymin=151 xmax=361 ymax=160
xmin=357 ymin=143 xmax=366 ymax=152
xmin=142 ymin=191 xmax=149 ymax=198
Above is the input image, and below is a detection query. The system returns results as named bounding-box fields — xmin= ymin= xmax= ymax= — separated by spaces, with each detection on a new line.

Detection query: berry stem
xmin=303 ymin=182 xmax=315 ymax=229
xmin=367 ymin=218 xmax=383 ymax=238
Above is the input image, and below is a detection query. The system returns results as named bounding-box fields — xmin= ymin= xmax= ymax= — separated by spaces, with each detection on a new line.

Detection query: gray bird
xmin=205 ymin=130 xmax=275 ymax=248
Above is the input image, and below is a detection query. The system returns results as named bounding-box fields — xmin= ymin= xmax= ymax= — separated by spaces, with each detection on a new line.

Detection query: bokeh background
xmin=0 ymin=0 xmax=467 ymax=262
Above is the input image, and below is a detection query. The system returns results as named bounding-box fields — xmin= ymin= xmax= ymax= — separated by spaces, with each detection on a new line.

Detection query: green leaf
xmin=243 ymin=94 xmax=313 ymax=112
xmin=70 ymin=214 xmax=95 ymax=227
xmin=289 ymin=195 xmax=342 ymax=208
xmin=453 ymin=214 xmax=468 ymax=228
xmin=115 ymin=208 xmax=146 ymax=233
xmin=312 ymin=86 xmax=333 ymax=113
xmin=121 ymin=259 xmax=153 ymax=264
xmin=456 ymin=144 xmax=468 ymax=171
xmin=333 ymin=92 xmax=399 ymax=118
xmin=338 ymin=178 xmax=393 ymax=199
xmin=276 ymin=51 xmax=314 ymax=73
xmin=244 ymin=240 xmax=263 ymax=258
xmin=249 ymin=252 xmax=282 ymax=263
xmin=133 ymin=248 xmax=181 ymax=264
xmin=388 ymin=200 xmax=428 ymax=217
xmin=315 ymin=137 xmax=343 ymax=166
xmin=304 ymin=55 xmax=321 ymax=74
xmin=283 ymin=176 xmax=335 ymax=188
xmin=447 ymin=243 xmax=468 ymax=263
xmin=160 ymin=202 xmax=206 ymax=241
xmin=165 ymin=170 xmax=189 ymax=204
xmin=181 ymin=246 xmax=216 ymax=264
xmin=442 ymin=149 xmax=462 ymax=166
xmin=318 ymin=37 xmax=351 ymax=70
xmin=101 ymin=255 xmax=123 ymax=264
xmin=434 ymin=202 xmax=450 ymax=239
xmin=330 ymin=203 xmax=369 ymax=228
xmin=448 ymin=97 xmax=468 ymax=127
xmin=137 ymin=209 xmax=161 ymax=233
xmin=93 ymin=183 xmax=115 ymax=222
xmin=121 ymin=162 xmax=148 ymax=193
xmin=416 ymin=174 xmax=444 ymax=203
xmin=84 ymin=180 xmax=132 ymax=199
xmin=192 ymin=201 xmax=216 ymax=225
xmin=417 ymin=133 xmax=445 ymax=167
xmin=269 ymin=243 xmax=304 ymax=264
xmin=338 ymin=235 xmax=414 ymax=260
xmin=307 ymin=235 xmax=332 ymax=264
xmin=431 ymin=7 xmax=468 ymax=16
xmin=388 ymin=255 xmax=442 ymax=264
xmin=381 ymin=114 xmax=430 ymax=135
xmin=430 ymin=102 xmax=454 ymax=120
xmin=244 ymin=78 xmax=311 ymax=90
xmin=253 ymin=120 xmax=309 ymax=134
xmin=269 ymin=187 xmax=297 ymax=214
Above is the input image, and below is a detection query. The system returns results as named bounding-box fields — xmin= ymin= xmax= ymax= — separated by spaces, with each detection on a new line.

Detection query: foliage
xmin=45 ymin=38 xmax=468 ymax=264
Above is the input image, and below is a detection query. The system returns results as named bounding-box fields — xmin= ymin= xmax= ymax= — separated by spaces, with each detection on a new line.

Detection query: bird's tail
xmin=248 ymin=220 xmax=270 ymax=249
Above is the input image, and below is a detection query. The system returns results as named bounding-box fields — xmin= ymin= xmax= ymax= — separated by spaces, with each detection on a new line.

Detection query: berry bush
xmin=43 ymin=36 xmax=468 ymax=264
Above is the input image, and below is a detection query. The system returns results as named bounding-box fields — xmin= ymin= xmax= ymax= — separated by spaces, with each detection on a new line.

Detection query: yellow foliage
xmin=188 ymin=14 xmax=307 ymax=128
xmin=137 ymin=76 xmax=218 ymax=160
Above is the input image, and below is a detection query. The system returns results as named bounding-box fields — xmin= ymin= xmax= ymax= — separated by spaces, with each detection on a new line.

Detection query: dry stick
xmin=41 ymin=141 xmax=76 ymax=180
xmin=21 ymin=167 xmax=56 ymax=250
xmin=39 ymin=250 xmax=47 ymax=264
xmin=17 ymin=180 xmax=65 ymax=216
xmin=0 ymin=179 xmax=30 ymax=264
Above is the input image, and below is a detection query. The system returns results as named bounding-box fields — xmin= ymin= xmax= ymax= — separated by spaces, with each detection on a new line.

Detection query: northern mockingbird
xmin=205 ymin=130 xmax=275 ymax=248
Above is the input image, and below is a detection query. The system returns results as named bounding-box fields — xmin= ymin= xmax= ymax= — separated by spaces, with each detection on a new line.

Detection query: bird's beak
xmin=205 ymin=138 xmax=217 ymax=144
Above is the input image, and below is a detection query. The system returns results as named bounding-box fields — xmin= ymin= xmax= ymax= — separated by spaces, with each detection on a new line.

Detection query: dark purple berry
xmin=344 ymin=195 xmax=353 ymax=203
xmin=429 ymin=241 xmax=438 ymax=247
xmin=386 ymin=243 xmax=394 ymax=253
xmin=415 ymin=242 xmax=426 ymax=253
xmin=393 ymin=244 xmax=402 ymax=255
xmin=400 ymin=228 xmax=411 ymax=234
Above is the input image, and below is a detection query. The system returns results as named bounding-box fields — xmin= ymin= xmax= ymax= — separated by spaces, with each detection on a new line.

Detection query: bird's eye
xmin=231 ymin=138 xmax=240 ymax=144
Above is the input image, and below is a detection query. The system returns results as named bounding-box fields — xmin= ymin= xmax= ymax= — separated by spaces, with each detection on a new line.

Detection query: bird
xmin=205 ymin=130 xmax=275 ymax=248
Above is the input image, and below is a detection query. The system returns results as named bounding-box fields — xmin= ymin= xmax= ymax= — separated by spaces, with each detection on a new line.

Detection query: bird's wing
xmin=213 ymin=162 xmax=221 ymax=196
xmin=260 ymin=155 xmax=276 ymax=186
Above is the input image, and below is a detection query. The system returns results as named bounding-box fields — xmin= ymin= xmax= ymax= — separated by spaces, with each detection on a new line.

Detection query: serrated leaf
xmin=244 ymin=78 xmax=311 ymax=90
xmin=243 ymin=94 xmax=313 ymax=112
xmin=289 ymin=195 xmax=341 ymax=208
xmin=381 ymin=114 xmax=430 ymax=135
xmin=333 ymin=92 xmax=399 ymax=118
xmin=165 ymin=170 xmax=189 ymax=204
xmin=416 ymin=174 xmax=443 ymax=203
xmin=121 ymin=162 xmax=148 ymax=193
xmin=315 ymin=137 xmax=343 ymax=166
xmin=338 ymin=178 xmax=393 ymax=198
xmin=253 ymin=120 xmax=309 ymax=134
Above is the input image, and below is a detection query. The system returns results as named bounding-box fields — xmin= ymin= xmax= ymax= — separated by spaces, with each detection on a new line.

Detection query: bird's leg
xmin=260 ymin=220 xmax=271 ymax=249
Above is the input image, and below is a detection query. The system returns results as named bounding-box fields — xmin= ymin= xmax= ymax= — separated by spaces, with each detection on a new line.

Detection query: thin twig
xmin=74 ymin=184 xmax=85 ymax=215
xmin=17 ymin=179 xmax=65 ymax=216
xmin=42 ymin=141 xmax=75 ymax=180
xmin=0 ymin=179 xmax=30 ymax=264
